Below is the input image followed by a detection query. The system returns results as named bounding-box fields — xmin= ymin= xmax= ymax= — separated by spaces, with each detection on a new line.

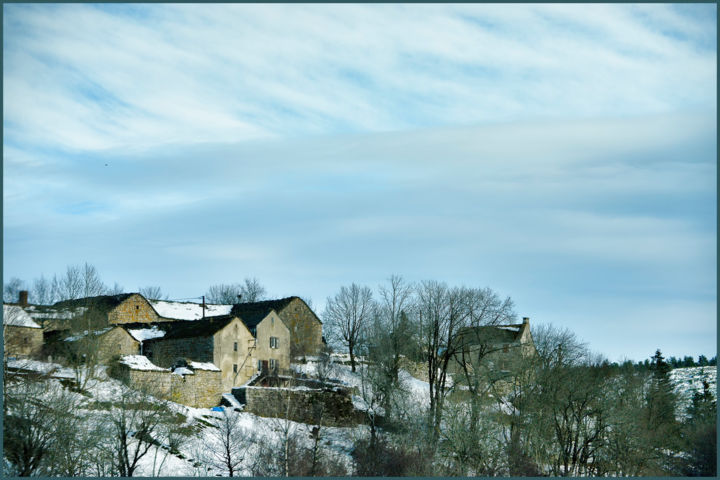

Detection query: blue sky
xmin=3 ymin=3 xmax=716 ymax=362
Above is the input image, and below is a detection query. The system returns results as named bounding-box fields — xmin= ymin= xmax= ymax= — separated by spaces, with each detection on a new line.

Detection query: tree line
xmin=3 ymin=269 xmax=716 ymax=476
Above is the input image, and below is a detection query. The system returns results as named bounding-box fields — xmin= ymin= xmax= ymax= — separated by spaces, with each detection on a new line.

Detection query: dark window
xmin=233 ymin=364 xmax=238 ymax=373
xmin=24 ymin=337 xmax=30 ymax=345
xmin=270 ymin=337 xmax=278 ymax=349
xmin=257 ymin=360 xmax=262 ymax=371
xmin=136 ymin=305 xmax=139 ymax=310
xmin=269 ymin=359 xmax=276 ymax=370
xmin=233 ymin=342 xmax=238 ymax=352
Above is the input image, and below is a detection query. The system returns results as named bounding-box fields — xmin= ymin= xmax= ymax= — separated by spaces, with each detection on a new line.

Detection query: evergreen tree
xmin=681 ymin=380 xmax=716 ymax=476
xmin=643 ymin=350 xmax=681 ymax=474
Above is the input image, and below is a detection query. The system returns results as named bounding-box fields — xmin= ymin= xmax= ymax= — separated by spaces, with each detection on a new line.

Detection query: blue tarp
xmin=211 ymin=406 xmax=224 ymax=412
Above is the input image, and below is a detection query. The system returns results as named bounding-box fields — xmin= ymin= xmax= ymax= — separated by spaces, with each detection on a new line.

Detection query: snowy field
xmin=670 ymin=366 xmax=717 ymax=416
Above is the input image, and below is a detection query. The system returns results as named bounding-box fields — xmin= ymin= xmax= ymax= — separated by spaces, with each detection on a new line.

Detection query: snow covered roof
xmin=3 ymin=305 xmax=42 ymax=328
xmin=189 ymin=361 xmax=221 ymax=372
xmin=119 ymin=355 xmax=169 ymax=372
xmin=64 ymin=327 xmax=114 ymax=342
xmin=149 ymin=300 xmax=232 ymax=320
xmin=23 ymin=304 xmax=87 ymax=321
xmin=126 ymin=325 xmax=166 ymax=342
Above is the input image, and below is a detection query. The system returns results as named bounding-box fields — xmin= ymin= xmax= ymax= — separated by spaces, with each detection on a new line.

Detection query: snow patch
xmin=188 ymin=361 xmax=220 ymax=372
xmin=120 ymin=355 xmax=169 ymax=372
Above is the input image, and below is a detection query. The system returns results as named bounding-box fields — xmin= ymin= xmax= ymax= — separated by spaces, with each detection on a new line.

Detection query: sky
xmin=3 ymin=3 xmax=717 ymax=362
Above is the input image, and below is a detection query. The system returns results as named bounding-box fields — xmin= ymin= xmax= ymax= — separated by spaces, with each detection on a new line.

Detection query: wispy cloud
xmin=3 ymin=3 xmax=716 ymax=153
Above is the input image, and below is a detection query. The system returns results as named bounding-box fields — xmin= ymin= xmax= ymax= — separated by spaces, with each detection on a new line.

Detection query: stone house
xmin=453 ymin=317 xmax=537 ymax=381
xmin=231 ymin=296 xmax=323 ymax=358
xmin=3 ymin=305 xmax=43 ymax=358
xmin=144 ymin=311 xmax=290 ymax=392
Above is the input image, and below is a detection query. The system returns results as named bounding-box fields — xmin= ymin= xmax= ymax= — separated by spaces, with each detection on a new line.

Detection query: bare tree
xmin=51 ymin=263 xmax=108 ymax=301
xmin=241 ymin=277 xmax=266 ymax=302
xmin=106 ymin=388 xmax=169 ymax=477
xmin=3 ymin=277 xmax=26 ymax=303
xmin=415 ymin=281 xmax=470 ymax=442
xmin=139 ymin=285 xmax=166 ymax=300
xmin=31 ymin=275 xmax=53 ymax=305
xmin=324 ymin=283 xmax=374 ymax=372
xmin=206 ymin=278 xmax=267 ymax=304
xmin=199 ymin=409 xmax=254 ymax=476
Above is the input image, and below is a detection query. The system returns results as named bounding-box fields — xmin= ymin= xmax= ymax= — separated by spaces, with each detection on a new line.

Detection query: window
xmin=136 ymin=305 xmax=139 ymax=310
xmin=233 ymin=364 xmax=238 ymax=373
xmin=269 ymin=359 xmax=276 ymax=370
xmin=233 ymin=342 xmax=238 ymax=352
xmin=257 ymin=360 xmax=262 ymax=371
xmin=24 ymin=337 xmax=30 ymax=345
xmin=270 ymin=337 xmax=279 ymax=349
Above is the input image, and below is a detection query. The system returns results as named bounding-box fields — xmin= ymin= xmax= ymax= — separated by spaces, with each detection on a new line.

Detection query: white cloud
xmin=3 ymin=4 xmax=716 ymax=152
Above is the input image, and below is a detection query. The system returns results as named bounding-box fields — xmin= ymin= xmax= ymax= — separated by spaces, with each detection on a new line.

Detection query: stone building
xmin=53 ymin=293 xmax=163 ymax=327
xmin=231 ymin=296 xmax=323 ymax=358
xmin=144 ymin=312 xmax=289 ymax=392
xmin=453 ymin=317 xmax=537 ymax=381
xmin=3 ymin=305 xmax=43 ymax=358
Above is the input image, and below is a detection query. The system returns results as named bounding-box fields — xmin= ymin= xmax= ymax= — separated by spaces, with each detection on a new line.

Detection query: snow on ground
xmin=149 ymin=300 xmax=232 ymax=320
xmin=127 ymin=325 xmax=166 ymax=342
xmin=5 ymin=358 xmax=75 ymax=379
xmin=671 ymin=366 xmax=717 ymax=416
xmin=3 ymin=305 xmax=42 ymax=328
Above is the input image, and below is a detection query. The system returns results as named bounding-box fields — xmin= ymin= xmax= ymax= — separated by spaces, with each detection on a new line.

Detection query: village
xmin=3 ymin=289 xmax=537 ymax=420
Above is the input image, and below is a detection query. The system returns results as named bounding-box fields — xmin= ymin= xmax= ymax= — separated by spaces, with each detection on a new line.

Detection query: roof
xmin=456 ymin=324 xmax=524 ymax=346
xmin=146 ymin=315 xmax=238 ymax=341
xmin=125 ymin=325 xmax=166 ymax=342
xmin=22 ymin=304 xmax=87 ymax=324
xmin=149 ymin=299 xmax=233 ymax=321
xmin=53 ymin=293 xmax=136 ymax=317
xmin=231 ymin=296 xmax=320 ymax=325
xmin=3 ymin=305 xmax=42 ymax=328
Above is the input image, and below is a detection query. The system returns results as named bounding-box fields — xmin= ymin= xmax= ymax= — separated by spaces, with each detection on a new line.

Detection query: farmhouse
xmin=453 ymin=316 xmax=537 ymax=379
xmin=231 ymin=296 xmax=323 ymax=358
xmin=143 ymin=310 xmax=290 ymax=391
xmin=3 ymin=305 xmax=43 ymax=358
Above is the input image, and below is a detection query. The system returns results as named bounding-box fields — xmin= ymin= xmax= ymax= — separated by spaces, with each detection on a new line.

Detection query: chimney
xmin=18 ymin=290 xmax=28 ymax=307
xmin=522 ymin=317 xmax=529 ymax=325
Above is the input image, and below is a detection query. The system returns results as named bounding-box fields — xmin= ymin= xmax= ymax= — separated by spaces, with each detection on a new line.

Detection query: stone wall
xmin=145 ymin=336 xmax=214 ymax=368
xmin=111 ymin=363 xmax=223 ymax=408
xmin=108 ymin=294 xmax=160 ymax=325
xmin=277 ymin=298 xmax=323 ymax=357
xmin=169 ymin=369 xmax=223 ymax=408
xmin=3 ymin=325 xmax=43 ymax=358
xmin=240 ymin=385 xmax=361 ymax=427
